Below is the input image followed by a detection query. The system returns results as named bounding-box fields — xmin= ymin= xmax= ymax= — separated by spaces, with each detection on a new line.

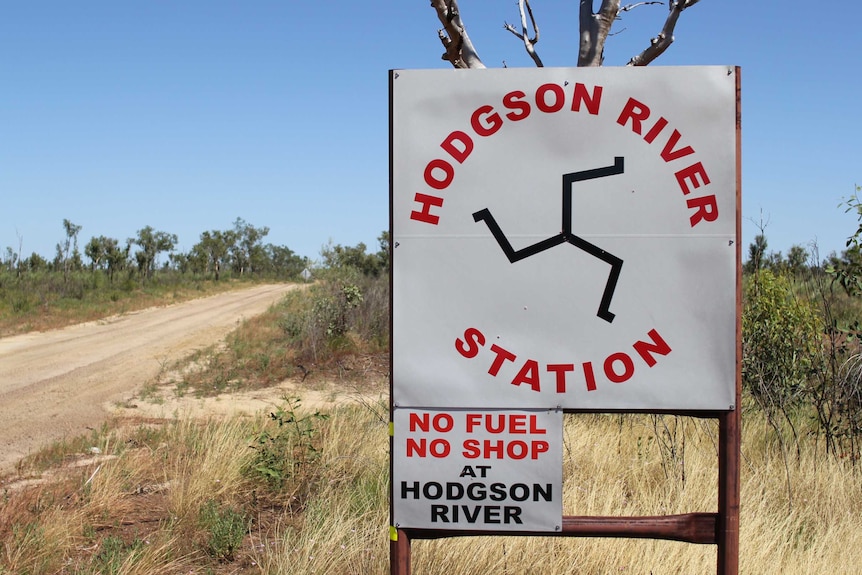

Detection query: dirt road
xmin=0 ymin=283 xmax=298 ymax=474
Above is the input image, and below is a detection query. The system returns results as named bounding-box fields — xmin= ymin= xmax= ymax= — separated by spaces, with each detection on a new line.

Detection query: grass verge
xmin=0 ymin=276 xmax=261 ymax=338
xmin=4 ymin=406 xmax=862 ymax=573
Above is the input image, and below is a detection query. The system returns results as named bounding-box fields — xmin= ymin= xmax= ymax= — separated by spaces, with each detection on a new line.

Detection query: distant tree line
xmin=744 ymin=227 xmax=862 ymax=293
xmin=2 ymin=217 xmax=310 ymax=283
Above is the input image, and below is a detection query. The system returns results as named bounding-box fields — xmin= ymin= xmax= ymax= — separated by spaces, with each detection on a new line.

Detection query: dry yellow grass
xmin=3 ymin=400 xmax=862 ymax=574
xmin=405 ymin=414 xmax=862 ymax=575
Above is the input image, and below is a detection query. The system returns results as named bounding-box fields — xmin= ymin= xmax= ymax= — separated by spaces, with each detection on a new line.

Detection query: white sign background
xmin=391 ymin=66 xmax=738 ymax=411
xmin=392 ymin=408 xmax=563 ymax=531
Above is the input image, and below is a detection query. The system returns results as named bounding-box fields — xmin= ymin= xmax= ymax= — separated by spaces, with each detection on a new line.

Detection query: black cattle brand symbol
xmin=472 ymin=157 xmax=625 ymax=323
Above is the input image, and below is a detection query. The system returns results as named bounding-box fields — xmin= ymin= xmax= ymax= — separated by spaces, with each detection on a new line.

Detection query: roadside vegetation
xmin=0 ymin=218 xmax=308 ymax=337
xmin=3 ymin=192 xmax=862 ymax=573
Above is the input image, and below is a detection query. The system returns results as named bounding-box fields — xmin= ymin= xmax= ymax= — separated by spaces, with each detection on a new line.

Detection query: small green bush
xmin=246 ymin=397 xmax=329 ymax=493
xmin=198 ymin=500 xmax=247 ymax=561
xmin=743 ymin=269 xmax=823 ymax=411
xmin=93 ymin=535 xmax=144 ymax=574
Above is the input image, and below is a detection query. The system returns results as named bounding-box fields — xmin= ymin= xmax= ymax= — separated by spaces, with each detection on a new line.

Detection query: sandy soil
xmin=0 ymin=283 xmax=299 ymax=474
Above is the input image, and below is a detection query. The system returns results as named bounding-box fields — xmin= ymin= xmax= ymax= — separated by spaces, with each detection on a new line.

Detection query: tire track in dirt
xmin=0 ymin=283 xmax=299 ymax=474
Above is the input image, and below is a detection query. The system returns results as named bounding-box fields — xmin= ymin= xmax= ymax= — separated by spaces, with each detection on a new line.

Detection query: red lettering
xmin=409 ymin=412 xmax=430 ymax=432
xmin=441 ymin=131 xmax=473 ymax=163
xmin=547 ymin=363 xmax=574 ymax=393
xmin=511 ymin=359 xmax=541 ymax=391
xmin=536 ymin=83 xmax=565 ymax=113
xmin=529 ymin=416 xmax=546 ymax=434
xmin=410 ymin=192 xmax=444 ymax=225
xmin=675 ymin=161 xmax=711 ymax=195
xmin=643 ymin=116 xmax=668 ymax=144
xmin=456 ymin=327 xmax=486 ymax=358
xmin=406 ymin=437 xmax=424 ymax=457
xmin=406 ymin=413 xmax=454 ymax=433
xmin=604 ymin=352 xmax=635 ymax=384
xmin=455 ymin=328 xmax=673 ymax=393
xmin=616 ymin=97 xmax=649 ymax=135
xmin=464 ymin=414 xmax=547 ymax=434
xmin=429 ymin=439 xmax=450 ymax=457
xmin=571 ymin=83 xmax=602 ymax=115
xmin=675 ymin=162 xmax=717 ymax=226
xmin=503 ymin=90 xmax=531 ymax=121
xmin=617 ymin=100 xmax=696 ymax=164
xmin=407 ymin=438 xmax=451 ymax=458
xmin=461 ymin=439 xmax=549 ymax=459
xmin=507 ymin=440 xmax=528 ymax=459
xmin=660 ymin=130 xmax=695 ymax=162
xmin=583 ymin=361 xmax=598 ymax=392
xmin=462 ymin=439 xmax=481 ymax=459
xmin=687 ymin=195 xmax=719 ymax=226
xmin=485 ymin=440 xmax=505 ymax=458
xmin=509 ymin=414 xmax=527 ymax=433
xmin=423 ymin=159 xmax=453 ymax=190
xmin=488 ymin=344 xmax=516 ymax=376
xmin=466 ymin=413 xmax=482 ymax=433
xmin=486 ymin=414 xmax=506 ymax=433
xmin=432 ymin=413 xmax=454 ymax=432
xmin=633 ymin=329 xmax=672 ymax=367
xmin=471 ymin=105 xmax=503 ymax=137
xmin=531 ymin=441 xmax=550 ymax=459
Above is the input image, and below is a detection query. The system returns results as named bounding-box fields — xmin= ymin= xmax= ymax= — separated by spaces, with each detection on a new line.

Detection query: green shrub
xmin=278 ymin=270 xmax=388 ymax=363
xmin=93 ymin=535 xmax=145 ymax=574
xmin=246 ymin=397 xmax=329 ymax=494
xmin=743 ymin=269 xmax=822 ymax=416
xmin=198 ymin=500 xmax=247 ymax=561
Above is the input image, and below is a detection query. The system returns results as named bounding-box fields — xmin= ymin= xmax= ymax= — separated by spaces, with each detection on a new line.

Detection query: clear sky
xmin=2 ymin=1 xmax=860 ymax=264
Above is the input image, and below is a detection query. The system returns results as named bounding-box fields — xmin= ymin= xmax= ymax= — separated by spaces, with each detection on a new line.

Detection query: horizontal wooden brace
xmin=404 ymin=512 xmax=718 ymax=545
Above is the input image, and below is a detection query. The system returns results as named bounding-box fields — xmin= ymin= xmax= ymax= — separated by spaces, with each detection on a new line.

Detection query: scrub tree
xmin=132 ymin=226 xmax=178 ymax=280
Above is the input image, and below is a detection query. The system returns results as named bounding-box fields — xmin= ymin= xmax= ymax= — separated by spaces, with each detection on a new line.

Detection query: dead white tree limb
xmin=627 ymin=0 xmax=702 ymax=66
xmin=430 ymin=1 xmax=702 ymax=69
xmin=504 ymin=0 xmax=543 ymax=67
xmin=619 ymin=1 xmax=663 ymax=14
xmin=431 ymin=0 xmax=486 ymax=69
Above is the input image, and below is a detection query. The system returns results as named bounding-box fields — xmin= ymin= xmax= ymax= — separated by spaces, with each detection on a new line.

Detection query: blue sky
xmin=2 ymin=1 xmax=860 ymax=264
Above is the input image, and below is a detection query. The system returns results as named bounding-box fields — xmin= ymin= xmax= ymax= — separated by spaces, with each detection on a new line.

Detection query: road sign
xmin=392 ymin=408 xmax=563 ymax=531
xmin=391 ymin=66 xmax=738 ymax=411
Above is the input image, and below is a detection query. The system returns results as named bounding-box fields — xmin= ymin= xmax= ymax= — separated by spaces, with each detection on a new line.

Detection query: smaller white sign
xmin=393 ymin=408 xmax=563 ymax=532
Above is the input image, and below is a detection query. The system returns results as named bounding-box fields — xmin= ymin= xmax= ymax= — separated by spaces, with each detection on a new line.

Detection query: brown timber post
xmin=717 ymin=411 xmax=741 ymax=574
xmin=390 ymin=528 xmax=411 ymax=575
xmin=718 ymin=72 xmax=743 ymax=575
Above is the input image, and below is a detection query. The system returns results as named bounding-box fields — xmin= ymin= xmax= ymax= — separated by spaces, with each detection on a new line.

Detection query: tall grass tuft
xmin=253 ymin=402 xmax=390 ymax=575
xmin=162 ymin=417 xmax=256 ymax=527
xmin=1 ymin=505 xmax=84 ymax=574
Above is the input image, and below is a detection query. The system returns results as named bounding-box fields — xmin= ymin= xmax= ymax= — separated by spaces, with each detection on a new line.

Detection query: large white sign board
xmin=391 ymin=67 xmax=738 ymax=411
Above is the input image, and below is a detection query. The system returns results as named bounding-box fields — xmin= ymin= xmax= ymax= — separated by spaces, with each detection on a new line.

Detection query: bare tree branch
xmin=428 ymin=0 xmax=702 ymax=69
xmin=430 ymin=0 xmax=486 ymax=69
xmin=578 ymin=0 xmax=622 ymax=67
xmin=619 ymin=1 xmax=663 ymax=13
xmin=504 ymin=0 xmax=543 ymax=67
xmin=627 ymin=0 xmax=701 ymax=66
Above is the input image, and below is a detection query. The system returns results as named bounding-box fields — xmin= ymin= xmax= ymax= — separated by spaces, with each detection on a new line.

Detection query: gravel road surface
xmin=0 ymin=283 xmax=298 ymax=474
